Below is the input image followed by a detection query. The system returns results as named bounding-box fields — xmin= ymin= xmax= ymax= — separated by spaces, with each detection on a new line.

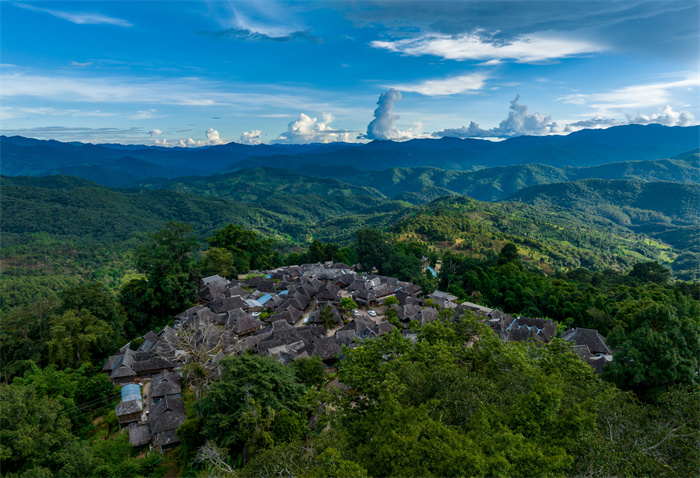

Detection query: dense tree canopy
xmin=604 ymin=297 xmax=700 ymax=402
xmin=198 ymin=355 xmax=306 ymax=453
xmin=120 ymin=221 xmax=200 ymax=333
xmin=207 ymin=223 xmax=281 ymax=273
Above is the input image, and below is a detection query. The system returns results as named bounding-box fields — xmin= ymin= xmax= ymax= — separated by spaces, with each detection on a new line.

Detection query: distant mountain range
xmin=3 ymin=124 xmax=699 ymax=186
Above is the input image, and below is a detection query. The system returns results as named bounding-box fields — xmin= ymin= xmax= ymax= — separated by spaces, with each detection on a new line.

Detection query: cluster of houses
xmin=104 ymin=344 xmax=185 ymax=452
xmin=103 ymin=261 xmax=613 ymax=451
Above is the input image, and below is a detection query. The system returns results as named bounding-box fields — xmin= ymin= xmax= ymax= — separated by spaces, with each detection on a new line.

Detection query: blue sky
xmin=1 ymin=0 xmax=698 ymax=145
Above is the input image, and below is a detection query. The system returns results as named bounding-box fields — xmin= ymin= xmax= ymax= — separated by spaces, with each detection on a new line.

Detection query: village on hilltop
xmin=102 ymin=262 xmax=614 ymax=452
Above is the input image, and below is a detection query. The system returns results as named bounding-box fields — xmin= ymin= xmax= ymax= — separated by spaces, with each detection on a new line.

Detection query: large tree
xmin=120 ymin=221 xmax=200 ymax=332
xmin=207 ymin=223 xmax=278 ymax=273
xmin=603 ymin=297 xmax=700 ymax=402
xmin=355 ymin=229 xmax=394 ymax=272
xmin=198 ymin=355 xmax=305 ymax=453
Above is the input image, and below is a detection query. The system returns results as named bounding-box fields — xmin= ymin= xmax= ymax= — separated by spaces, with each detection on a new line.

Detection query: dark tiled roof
xmin=403 ymin=283 xmax=422 ymax=296
xmin=311 ymin=338 xmax=342 ymax=361
xmin=194 ymin=307 xmax=217 ymax=321
xmin=419 ymin=307 xmax=438 ymax=324
xmin=246 ymin=276 xmax=265 ymax=288
xmin=103 ymin=354 xmax=123 ymax=372
xmin=150 ymin=370 xmax=182 ymax=398
xmin=355 ymin=289 xmax=376 ymax=302
xmin=394 ymin=290 xmax=415 ymax=306
xmin=203 ymin=274 xmax=228 ymax=286
xmin=111 ymin=363 xmax=136 ymax=379
xmin=149 ymin=397 xmax=186 ymax=434
xmin=227 ymin=286 xmax=250 ymax=298
xmin=376 ymin=321 xmax=394 ymax=335
xmin=155 ymin=429 xmax=181 ymax=448
xmin=397 ymin=304 xmax=421 ymax=322
xmin=339 ymin=316 xmax=375 ymax=334
xmin=373 ymin=283 xmax=392 ymax=298
xmin=131 ymin=355 xmax=173 ymax=373
xmin=562 ymin=328 xmax=611 ymax=355
xmin=116 ymin=399 xmax=142 ymax=416
xmin=212 ymin=296 xmax=248 ymax=313
xmin=235 ymin=315 xmax=265 ymax=335
xmin=129 ymin=424 xmax=151 ymax=446
xmin=143 ymin=331 xmax=159 ymax=343
xmin=335 ymin=273 xmax=356 ymax=287
xmin=335 ymin=330 xmax=357 ymax=345
xmin=256 ymin=280 xmax=276 ymax=293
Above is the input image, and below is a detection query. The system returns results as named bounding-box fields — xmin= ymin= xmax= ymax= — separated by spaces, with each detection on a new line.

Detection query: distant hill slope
xmin=506 ymin=179 xmax=700 ymax=227
xmin=313 ymin=150 xmax=700 ymax=202
xmin=133 ymin=167 xmax=386 ymax=202
xmin=130 ymin=150 xmax=698 ymax=207
xmin=45 ymin=157 xmax=203 ymax=187
xmin=0 ymin=174 xmax=402 ymax=246
xmin=2 ymin=174 xmax=696 ymax=279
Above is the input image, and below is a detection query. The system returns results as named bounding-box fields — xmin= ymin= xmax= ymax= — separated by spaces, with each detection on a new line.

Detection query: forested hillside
xmin=508 ymin=179 xmax=699 ymax=226
xmin=303 ymin=150 xmax=699 ymax=202
xmin=133 ymin=167 xmax=385 ymax=203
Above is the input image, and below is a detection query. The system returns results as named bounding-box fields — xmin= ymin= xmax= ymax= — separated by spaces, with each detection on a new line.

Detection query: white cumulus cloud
xmin=365 ymin=89 xmax=427 ymax=141
xmin=627 ymin=105 xmax=697 ymax=127
xmin=149 ymin=129 xmax=163 ymax=137
xmin=274 ymin=113 xmax=355 ymax=144
xmin=435 ymin=95 xmax=555 ymax=138
xmin=205 ymin=128 xmax=224 ymax=145
xmin=239 ymin=130 xmax=263 ymax=145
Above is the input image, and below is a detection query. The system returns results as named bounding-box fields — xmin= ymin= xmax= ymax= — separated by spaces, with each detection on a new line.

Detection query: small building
xmin=233 ymin=315 xmax=266 ymax=337
xmin=129 ymin=423 xmax=151 ymax=447
xmin=149 ymin=396 xmax=186 ymax=453
xmin=150 ymin=370 xmax=182 ymax=403
xmin=116 ymin=384 xmax=143 ymax=426
xmin=103 ymin=345 xmax=137 ymax=384
xmin=310 ymin=337 xmax=342 ymax=364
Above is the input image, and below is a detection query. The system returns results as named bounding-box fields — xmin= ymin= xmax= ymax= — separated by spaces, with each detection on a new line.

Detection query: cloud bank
xmin=154 ymin=128 xmax=226 ymax=148
xmin=208 ymin=28 xmax=319 ymax=43
xmin=627 ymin=105 xmax=697 ymax=127
xmin=435 ymin=95 xmax=554 ymax=138
xmin=435 ymin=98 xmax=698 ymax=139
xmin=559 ymin=76 xmax=699 ymax=115
xmin=390 ymin=73 xmax=488 ymax=96
xmin=372 ymin=32 xmax=605 ymax=64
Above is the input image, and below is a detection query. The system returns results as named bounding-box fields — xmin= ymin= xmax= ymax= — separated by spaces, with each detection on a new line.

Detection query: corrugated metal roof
xmin=121 ymin=383 xmax=141 ymax=402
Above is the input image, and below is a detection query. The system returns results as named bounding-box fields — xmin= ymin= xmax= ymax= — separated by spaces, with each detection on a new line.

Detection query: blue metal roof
xmin=121 ymin=384 xmax=141 ymax=402
xmin=258 ymin=294 xmax=273 ymax=305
